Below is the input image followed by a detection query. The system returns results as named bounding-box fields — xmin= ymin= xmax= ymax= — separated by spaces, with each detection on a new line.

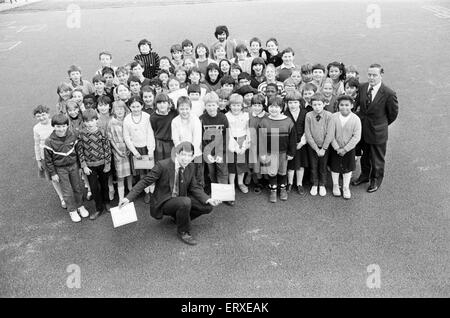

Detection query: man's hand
xmin=287 ymin=155 xmax=294 ymax=161
xmin=83 ymin=166 xmax=92 ymax=175
xmin=37 ymin=160 xmax=44 ymax=171
xmin=51 ymin=174 xmax=59 ymax=183
xmin=206 ymin=198 xmax=221 ymax=206
xmin=119 ymin=198 xmax=130 ymax=209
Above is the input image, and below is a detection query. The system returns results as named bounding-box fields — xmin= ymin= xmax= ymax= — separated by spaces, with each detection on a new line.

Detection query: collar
xmin=369 ymin=81 xmax=382 ymax=91
xmin=279 ymin=64 xmax=295 ymax=70
xmin=252 ymin=111 xmax=266 ymax=118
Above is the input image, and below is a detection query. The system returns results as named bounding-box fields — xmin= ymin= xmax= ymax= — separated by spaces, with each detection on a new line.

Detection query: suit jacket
xmin=356 ymin=82 xmax=398 ymax=144
xmin=126 ymin=158 xmax=210 ymax=220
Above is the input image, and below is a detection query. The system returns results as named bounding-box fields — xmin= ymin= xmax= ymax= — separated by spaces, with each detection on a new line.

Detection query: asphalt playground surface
xmin=0 ymin=0 xmax=449 ymax=298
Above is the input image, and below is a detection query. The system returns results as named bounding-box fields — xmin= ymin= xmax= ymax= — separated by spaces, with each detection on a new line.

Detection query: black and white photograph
xmin=0 ymin=0 xmax=448 ymax=304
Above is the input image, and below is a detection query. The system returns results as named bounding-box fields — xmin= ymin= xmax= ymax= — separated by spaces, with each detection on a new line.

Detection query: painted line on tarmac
xmin=16 ymin=24 xmax=47 ymax=32
xmin=0 ymin=21 xmax=16 ymax=27
xmin=0 ymin=40 xmax=21 ymax=52
xmin=422 ymin=5 xmax=450 ymax=19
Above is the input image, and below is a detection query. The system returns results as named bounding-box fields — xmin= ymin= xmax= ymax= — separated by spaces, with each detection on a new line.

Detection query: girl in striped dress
xmin=107 ymin=101 xmax=132 ymax=202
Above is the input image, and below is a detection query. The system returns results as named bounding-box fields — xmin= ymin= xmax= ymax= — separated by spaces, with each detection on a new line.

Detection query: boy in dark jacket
xmin=44 ymin=114 xmax=89 ymax=222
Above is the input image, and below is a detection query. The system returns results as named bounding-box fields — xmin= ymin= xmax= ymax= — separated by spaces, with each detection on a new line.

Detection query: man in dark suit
xmin=119 ymin=142 xmax=221 ymax=245
xmin=352 ymin=64 xmax=399 ymax=192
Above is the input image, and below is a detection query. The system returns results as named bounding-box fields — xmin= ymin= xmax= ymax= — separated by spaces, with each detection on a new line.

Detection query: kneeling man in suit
xmin=119 ymin=141 xmax=221 ymax=245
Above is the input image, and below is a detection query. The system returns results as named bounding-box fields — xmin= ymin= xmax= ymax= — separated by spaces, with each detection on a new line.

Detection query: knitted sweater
xmin=327 ymin=112 xmax=362 ymax=152
xmin=76 ymin=128 xmax=111 ymax=169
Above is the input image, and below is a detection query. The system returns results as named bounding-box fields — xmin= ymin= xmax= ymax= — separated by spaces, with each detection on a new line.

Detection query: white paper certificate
xmin=211 ymin=183 xmax=235 ymax=201
xmin=110 ymin=202 xmax=138 ymax=228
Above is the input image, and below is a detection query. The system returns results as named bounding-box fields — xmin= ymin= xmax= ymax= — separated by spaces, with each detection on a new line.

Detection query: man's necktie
xmin=178 ymin=167 xmax=186 ymax=197
xmin=367 ymin=86 xmax=374 ymax=105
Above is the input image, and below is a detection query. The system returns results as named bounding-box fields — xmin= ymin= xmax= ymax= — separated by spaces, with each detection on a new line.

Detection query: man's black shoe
xmin=367 ymin=180 xmax=379 ymax=193
xmin=89 ymin=210 xmax=102 ymax=220
xmin=177 ymin=232 xmax=197 ymax=245
xmin=351 ymin=176 xmax=369 ymax=186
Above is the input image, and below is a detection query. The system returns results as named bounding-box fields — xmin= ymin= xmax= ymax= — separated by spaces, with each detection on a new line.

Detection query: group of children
xmin=34 ymin=27 xmax=363 ymax=222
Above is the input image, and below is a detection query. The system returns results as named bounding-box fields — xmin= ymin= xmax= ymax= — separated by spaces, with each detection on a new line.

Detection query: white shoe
xmin=332 ymin=184 xmax=341 ymax=197
xmin=78 ymin=206 xmax=89 ymax=218
xmin=69 ymin=211 xmax=81 ymax=222
xmin=319 ymin=186 xmax=327 ymax=197
xmin=310 ymin=186 xmax=318 ymax=196
xmin=343 ymin=187 xmax=351 ymax=199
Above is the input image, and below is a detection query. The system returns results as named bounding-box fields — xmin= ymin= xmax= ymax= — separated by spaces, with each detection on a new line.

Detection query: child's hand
xmin=83 ymin=166 xmax=92 ymax=175
xmin=51 ymin=175 xmax=59 ymax=183
xmin=207 ymin=154 xmax=216 ymax=163
xmin=135 ymin=153 xmax=142 ymax=160
xmin=296 ymin=142 xmax=304 ymax=150
xmin=103 ymin=164 xmax=111 ymax=173
xmin=215 ymin=156 xmax=223 ymax=164
xmin=287 ymin=155 xmax=294 ymax=161
xmin=316 ymin=148 xmax=322 ymax=156
xmin=37 ymin=160 xmax=44 ymax=171
xmin=337 ymin=148 xmax=346 ymax=156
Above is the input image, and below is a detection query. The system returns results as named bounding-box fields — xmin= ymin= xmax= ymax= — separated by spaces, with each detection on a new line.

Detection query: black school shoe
xmin=89 ymin=210 xmax=102 ymax=220
xmin=253 ymin=184 xmax=262 ymax=194
xmin=297 ymin=185 xmax=306 ymax=196
xmin=177 ymin=232 xmax=197 ymax=246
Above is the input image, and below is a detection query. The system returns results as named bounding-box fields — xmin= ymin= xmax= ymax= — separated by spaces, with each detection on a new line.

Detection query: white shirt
xmin=339 ymin=113 xmax=351 ymax=127
xmin=33 ymin=122 xmax=54 ymax=160
xmin=123 ymin=112 xmax=155 ymax=155
xmin=171 ymin=114 xmax=202 ymax=157
xmin=368 ymin=81 xmax=382 ymax=102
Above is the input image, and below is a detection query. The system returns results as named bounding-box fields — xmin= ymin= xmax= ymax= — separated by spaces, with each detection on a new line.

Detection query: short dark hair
xmin=129 ymin=96 xmax=144 ymax=106
xmin=181 ymin=39 xmax=193 ymax=48
xmin=127 ymin=75 xmax=141 ymax=86
xmin=51 ymin=113 xmax=69 ymax=126
xmin=98 ymin=51 xmax=112 ymax=60
xmin=344 ymin=77 xmax=359 ymax=89
xmin=310 ymin=92 xmax=326 ymax=103
xmin=187 ymin=84 xmax=201 ymax=94
xmin=214 ymin=25 xmax=229 ymax=38
xmin=148 ymin=78 xmax=162 ymax=88
xmin=235 ymin=43 xmax=248 ymax=53
xmin=266 ymin=82 xmax=278 ymax=92
xmin=369 ymin=63 xmax=384 ymax=74
xmin=251 ymin=93 xmax=266 ymax=107
xmin=101 ymin=66 xmax=115 ymax=77
xmin=281 ymin=47 xmax=295 ymax=56
xmin=92 ymin=74 xmax=106 ymax=84
xmin=33 ymin=104 xmax=50 ymax=116
xmin=130 ymin=60 xmax=144 ymax=70
xmin=67 ymin=65 xmax=81 ymax=75
xmin=336 ymin=94 xmax=354 ymax=105
xmin=220 ymin=75 xmax=235 ymax=86
xmin=175 ymin=141 xmax=195 ymax=155
xmin=312 ymin=63 xmax=326 ymax=73
xmin=141 ymin=85 xmax=156 ymax=96
xmin=238 ymin=72 xmax=252 ymax=81
xmin=97 ymin=95 xmax=111 ymax=106
xmin=266 ymin=38 xmax=278 ymax=46
xmin=154 ymin=93 xmax=170 ymax=104
xmin=82 ymin=108 xmax=98 ymax=122
xmin=302 ymin=82 xmax=318 ymax=93
xmin=177 ymin=96 xmax=192 ymax=109
xmin=138 ymin=38 xmax=151 ymax=50
xmin=284 ymin=91 xmax=305 ymax=105
xmin=268 ymin=96 xmax=284 ymax=108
